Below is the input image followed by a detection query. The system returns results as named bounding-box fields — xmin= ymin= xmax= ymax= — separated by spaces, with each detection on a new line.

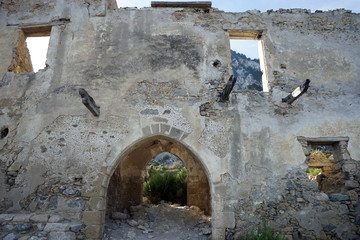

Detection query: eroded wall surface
xmin=0 ymin=1 xmax=359 ymax=239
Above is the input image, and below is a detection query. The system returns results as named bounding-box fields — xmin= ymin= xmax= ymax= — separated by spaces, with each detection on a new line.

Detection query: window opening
xmin=307 ymin=145 xmax=334 ymax=182
xmin=9 ymin=26 xmax=51 ymax=73
xmin=26 ymin=36 xmax=50 ymax=72
xmin=144 ymin=152 xmax=187 ymax=205
xmin=297 ymin=137 xmax=350 ymax=194
xmin=228 ymin=29 xmax=269 ymax=92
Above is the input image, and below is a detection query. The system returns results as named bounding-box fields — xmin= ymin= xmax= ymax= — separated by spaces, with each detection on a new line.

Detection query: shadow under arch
xmin=106 ymin=135 xmax=212 ymax=216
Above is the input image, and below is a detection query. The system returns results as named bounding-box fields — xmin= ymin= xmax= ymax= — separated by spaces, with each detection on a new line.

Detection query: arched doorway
xmin=106 ymin=135 xmax=211 ymax=215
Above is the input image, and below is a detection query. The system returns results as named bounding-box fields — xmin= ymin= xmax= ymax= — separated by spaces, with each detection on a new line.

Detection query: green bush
xmin=240 ymin=222 xmax=287 ymax=240
xmin=307 ymin=168 xmax=322 ymax=176
xmin=143 ymin=167 xmax=187 ymax=204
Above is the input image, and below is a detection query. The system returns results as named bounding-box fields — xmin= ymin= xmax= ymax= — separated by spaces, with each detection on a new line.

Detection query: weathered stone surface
xmin=48 ymin=232 xmax=75 ymax=240
xmin=43 ymin=223 xmax=69 ymax=232
xmin=84 ymin=225 xmax=104 ymax=239
xmin=111 ymin=212 xmax=128 ymax=220
xmin=29 ymin=236 xmax=41 ymax=240
xmin=0 ymin=2 xmax=360 ymax=240
xmin=0 ymin=214 xmax=15 ymax=222
xmin=30 ymin=214 xmax=49 ymax=223
xmin=328 ymin=193 xmax=350 ymax=202
xmin=14 ymin=223 xmax=32 ymax=231
xmin=12 ymin=214 xmax=31 ymax=223
xmin=37 ymin=231 xmax=47 ymax=237
xmin=126 ymin=219 xmax=138 ymax=227
xmin=345 ymin=180 xmax=359 ymax=189
xmin=69 ymin=224 xmax=82 ymax=233
xmin=3 ymin=233 xmax=19 ymax=240
xmin=47 ymin=215 xmax=63 ymax=223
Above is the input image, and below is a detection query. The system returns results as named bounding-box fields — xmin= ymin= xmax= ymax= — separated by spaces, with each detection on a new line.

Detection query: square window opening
xmin=9 ymin=26 xmax=51 ymax=73
xmin=297 ymin=137 xmax=350 ymax=194
xmin=228 ymin=29 xmax=269 ymax=92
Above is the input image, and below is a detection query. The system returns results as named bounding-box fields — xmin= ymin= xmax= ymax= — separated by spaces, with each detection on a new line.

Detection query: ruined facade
xmin=0 ymin=1 xmax=360 ymax=239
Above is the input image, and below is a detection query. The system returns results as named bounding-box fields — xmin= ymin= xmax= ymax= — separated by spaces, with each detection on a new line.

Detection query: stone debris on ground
xmin=102 ymin=201 xmax=211 ymax=240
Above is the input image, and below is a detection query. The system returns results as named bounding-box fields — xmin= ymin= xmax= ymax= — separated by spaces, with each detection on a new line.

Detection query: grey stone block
xmin=169 ymin=127 xmax=182 ymax=139
xmin=160 ymin=124 xmax=170 ymax=134
xmin=142 ymin=126 xmax=152 ymax=136
xmin=140 ymin=109 xmax=159 ymax=115
xmin=345 ymin=180 xmax=359 ymax=189
xmin=0 ymin=214 xmax=15 ymax=222
xmin=151 ymin=124 xmax=160 ymax=134
xmin=3 ymin=233 xmax=19 ymax=240
xmin=48 ymin=232 xmax=75 ymax=240
xmin=14 ymin=223 xmax=32 ymax=231
xmin=328 ymin=193 xmax=349 ymax=201
xmin=30 ymin=214 xmax=49 ymax=223
xmin=69 ymin=224 xmax=82 ymax=233
xmin=44 ymin=223 xmax=69 ymax=232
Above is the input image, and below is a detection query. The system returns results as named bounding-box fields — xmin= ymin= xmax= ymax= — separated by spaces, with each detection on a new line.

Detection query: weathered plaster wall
xmin=0 ymin=1 xmax=359 ymax=239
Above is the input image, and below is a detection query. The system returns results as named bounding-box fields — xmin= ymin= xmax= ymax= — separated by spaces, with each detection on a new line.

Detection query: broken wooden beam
xmin=282 ymin=79 xmax=310 ymax=104
xmin=79 ymin=88 xmax=100 ymax=117
xmin=151 ymin=1 xmax=212 ymax=9
xmin=220 ymin=75 xmax=237 ymax=102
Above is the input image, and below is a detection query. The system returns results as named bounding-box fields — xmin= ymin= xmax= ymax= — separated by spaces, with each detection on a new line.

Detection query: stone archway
xmin=106 ymin=135 xmax=211 ymax=216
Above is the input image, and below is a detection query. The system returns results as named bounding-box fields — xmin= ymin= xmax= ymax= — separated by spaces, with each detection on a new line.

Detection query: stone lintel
xmin=226 ymin=29 xmax=265 ymax=40
xmin=151 ymin=1 xmax=212 ymax=9
xmin=297 ymin=136 xmax=349 ymax=145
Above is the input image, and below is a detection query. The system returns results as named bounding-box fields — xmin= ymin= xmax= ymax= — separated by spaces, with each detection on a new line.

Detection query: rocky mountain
xmin=231 ymin=50 xmax=262 ymax=91
xmin=152 ymin=152 xmax=184 ymax=167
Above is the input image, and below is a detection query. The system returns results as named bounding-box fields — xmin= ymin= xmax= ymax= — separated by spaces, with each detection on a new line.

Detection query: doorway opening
xmin=104 ymin=136 xmax=212 ymax=239
xmin=106 ymin=136 xmax=211 ymax=215
xmin=144 ymin=152 xmax=187 ymax=206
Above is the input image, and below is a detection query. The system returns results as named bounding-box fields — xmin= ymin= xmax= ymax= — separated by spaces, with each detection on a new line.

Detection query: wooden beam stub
xmin=220 ymin=75 xmax=237 ymax=102
xmin=79 ymin=88 xmax=100 ymax=117
xmin=282 ymin=79 xmax=310 ymax=104
xmin=151 ymin=1 xmax=212 ymax=9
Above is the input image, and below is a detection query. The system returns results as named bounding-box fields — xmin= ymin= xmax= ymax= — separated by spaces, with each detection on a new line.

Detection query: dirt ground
xmin=102 ymin=201 xmax=212 ymax=240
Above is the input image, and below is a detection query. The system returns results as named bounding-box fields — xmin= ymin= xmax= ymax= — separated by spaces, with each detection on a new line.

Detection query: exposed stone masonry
xmin=0 ymin=1 xmax=359 ymax=240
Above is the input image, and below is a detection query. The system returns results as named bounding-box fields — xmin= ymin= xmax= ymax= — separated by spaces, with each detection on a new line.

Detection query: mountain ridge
xmin=231 ymin=50 xmax=262 ymax=91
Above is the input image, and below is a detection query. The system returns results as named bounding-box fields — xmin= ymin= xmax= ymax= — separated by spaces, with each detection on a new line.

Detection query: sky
xmin=27 ymin=37 xmax=50 ymax=72
xmin=28 ymin=0 xmax=359 ymax=71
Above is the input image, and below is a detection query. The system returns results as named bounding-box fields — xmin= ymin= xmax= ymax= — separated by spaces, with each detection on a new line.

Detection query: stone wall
xmin=0 ymin=1 xmax=359 ymax=239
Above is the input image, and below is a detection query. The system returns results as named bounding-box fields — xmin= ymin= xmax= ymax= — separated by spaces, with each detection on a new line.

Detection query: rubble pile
xmin=103 ymin=201 xmax=211 ymax=240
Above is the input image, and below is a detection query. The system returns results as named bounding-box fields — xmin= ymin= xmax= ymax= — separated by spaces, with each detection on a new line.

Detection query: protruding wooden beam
xmin=79 ymin=88 xmax=100 ymax=117
xmin=282 ymin=79 xmax=310 ymax=104
xmin=151 ymin=1 xmax=212 ymax=9
xmin=220 ymin=75 xmax=237 ymax=102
